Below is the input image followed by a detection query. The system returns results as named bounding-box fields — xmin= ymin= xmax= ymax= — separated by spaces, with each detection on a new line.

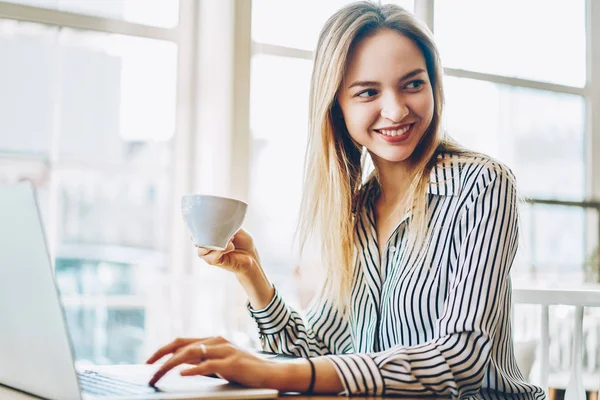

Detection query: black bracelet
xmin=306 ymin=357 xmax=316 ymax=394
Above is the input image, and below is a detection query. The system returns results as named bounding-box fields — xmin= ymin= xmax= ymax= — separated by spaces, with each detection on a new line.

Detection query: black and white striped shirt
xmin=248 ymin=153 xmax=546 ymax=399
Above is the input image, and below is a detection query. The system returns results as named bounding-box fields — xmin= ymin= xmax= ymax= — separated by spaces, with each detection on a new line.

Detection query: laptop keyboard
xmin=77 ymin=369 xmax=160 ymax=396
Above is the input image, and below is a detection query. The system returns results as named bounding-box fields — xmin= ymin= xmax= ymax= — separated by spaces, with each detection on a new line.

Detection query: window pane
xmin=248 ymin=55 xmax=313 ymax=305
xmin=444 ymin=77 xmax=587 ymax=283
xmin=0 ymin=20 xmax=178 ymax=364
xmin=515 ymin=205 xmax=586 ymax=283
xmin=3 ymin=0 xmax=179 ymax=28
xmin=56 ymin=166 xmax=172 ymax=250
xmin=0 ymin=20 xmax=178 ymax=163
xmin=435 ymin=0 xmax=586 ymax=87
xmin=58 ymin=29 xmax=178 ymax=163
xmin=57 ymin=260 xmax=159 ymax=364
xmin=0 ymin=20 xmax=57 ymax=157
xmin=252 ymin=0 xmax=413 ymax=51
xmin=444 ymin=76 xmax=585 ymax=200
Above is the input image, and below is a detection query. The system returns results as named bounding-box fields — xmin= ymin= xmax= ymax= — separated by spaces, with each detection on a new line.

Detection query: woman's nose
xmin=380 ymin=92 xmax=409 ymax=122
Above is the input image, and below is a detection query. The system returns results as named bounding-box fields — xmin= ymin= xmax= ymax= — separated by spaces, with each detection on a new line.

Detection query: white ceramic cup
xmin=181 ymin=194 xmax=248 ymax=250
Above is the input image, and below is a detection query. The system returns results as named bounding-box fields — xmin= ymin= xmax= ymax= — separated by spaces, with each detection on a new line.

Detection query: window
xmin=436 ymin=0 xmax=600 ymax=382
xmin=443 ymin=77 xmax=587 ymax=278
xmin=435 ymin=0 xmax=586 ymax=87
xmin=0 ymin=2 xmax=182 ymax=365
xmin=437 ymin=1 xmax=591 ymax=284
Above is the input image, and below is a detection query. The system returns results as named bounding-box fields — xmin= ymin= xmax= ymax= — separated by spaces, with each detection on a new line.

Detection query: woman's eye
xmin=405 ymin=80 xmax=425 ymax=90
xmin=356 ymin=89 xmax=378 ymax=98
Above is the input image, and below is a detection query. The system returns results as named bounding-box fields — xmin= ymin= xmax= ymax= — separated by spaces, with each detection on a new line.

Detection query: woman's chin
xmin=372 ymin=150 xmax=415 ymax=164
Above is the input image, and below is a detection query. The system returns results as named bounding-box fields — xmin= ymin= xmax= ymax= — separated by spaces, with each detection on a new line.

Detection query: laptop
xmin=0 ymin=182 xmax=279 ymax=400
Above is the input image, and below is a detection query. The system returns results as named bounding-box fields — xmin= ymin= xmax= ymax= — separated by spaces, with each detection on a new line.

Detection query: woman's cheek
xmin=411 ymin=92 xmax=434 ymax=120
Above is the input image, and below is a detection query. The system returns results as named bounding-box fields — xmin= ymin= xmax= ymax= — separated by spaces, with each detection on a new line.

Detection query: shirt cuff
xmin=246 ymin=287 xmax=292 ymax=335
xmin=324 ymin=353 xmax=385 ymax=396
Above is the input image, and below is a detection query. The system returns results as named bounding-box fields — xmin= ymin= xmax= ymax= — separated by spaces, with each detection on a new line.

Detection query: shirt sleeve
xmin=325 ymin=165 xmax=523 ymax=398
xmin=247 ymin=286 xmax=353 ymax=358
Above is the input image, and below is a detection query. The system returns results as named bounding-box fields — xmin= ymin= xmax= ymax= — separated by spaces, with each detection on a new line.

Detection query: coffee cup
xmin=181 ymin=194 xmax=248 ymax=250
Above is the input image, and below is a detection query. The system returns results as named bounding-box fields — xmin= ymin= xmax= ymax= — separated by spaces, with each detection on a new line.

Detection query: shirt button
xmin=389 ymin=246 xmax=396 ymax=253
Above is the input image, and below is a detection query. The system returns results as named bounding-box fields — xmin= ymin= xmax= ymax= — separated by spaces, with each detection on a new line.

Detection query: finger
xmin=200 ymin=250 xmax=230 ymax=266
xmin=149 ymin=354 xmax=185 ymax=386
xmin=222 ymin=241 xmax=235 ymax=254
xmin=180 ymin=360 xmax=225 ymax=377
xmin=197 ymin=247 xmax=212 ymax=257
xmin=152 ymin=343 xmax=235 ymax=385
xmin=149 ymin=340 xmax=233 ymax=385
xmin=149 ymin=346 xmax=203 ymax=386
xmin=146 ymin=338 xmax=201 ymax=364
xmin=198 ymin=343 xmax=235 ymax=360
xmin=231 ymin=228 xmax=253 ymax=248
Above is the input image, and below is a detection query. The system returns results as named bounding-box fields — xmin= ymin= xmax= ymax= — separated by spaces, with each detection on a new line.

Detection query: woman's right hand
xmin=196 ymin=228 xmax=260 ymax=277
xmin=196 ymin=228 xmax=275 ymax=309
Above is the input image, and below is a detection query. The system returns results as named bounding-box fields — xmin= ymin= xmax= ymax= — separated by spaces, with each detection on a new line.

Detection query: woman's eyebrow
xmin=347 ymin=68 xmax=427 ymax=89
xmin=347 ymin=80 xmax=380 ymax=89
xmin=399 ymin=68 xmax=426 ymax=81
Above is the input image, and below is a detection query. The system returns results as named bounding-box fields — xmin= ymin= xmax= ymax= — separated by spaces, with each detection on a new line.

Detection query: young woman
xmin=147 ymin=2 xmax=546 ymax=399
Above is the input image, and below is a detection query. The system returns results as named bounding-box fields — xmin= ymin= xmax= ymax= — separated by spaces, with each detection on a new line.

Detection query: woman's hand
xmin=146 ymin=336 xmax=305 ymax=390
xmin=196 ymin=228 xmax=260 ymax=277
xmin=195 ymin=229 xmax=275 ymax=309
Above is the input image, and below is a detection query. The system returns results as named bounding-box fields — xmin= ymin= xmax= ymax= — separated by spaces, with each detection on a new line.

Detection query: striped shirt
xmin=248 ymin=153 xmax=546 ymax=399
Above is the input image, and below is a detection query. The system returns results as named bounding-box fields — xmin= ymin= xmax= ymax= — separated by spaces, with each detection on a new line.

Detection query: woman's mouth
xmin=374 ymin=123 xmax=415 ymax=143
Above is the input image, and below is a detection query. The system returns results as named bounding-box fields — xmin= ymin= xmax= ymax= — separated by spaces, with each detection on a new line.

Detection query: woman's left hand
xmin=146 ymin=336 xmax=289 ymax=388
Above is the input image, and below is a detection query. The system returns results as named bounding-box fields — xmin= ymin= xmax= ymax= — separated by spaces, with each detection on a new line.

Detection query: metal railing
xmin=513 ymin=288 xmax=600 ymax=399
xmin=516 ymin=198 xmax=600 ymax=399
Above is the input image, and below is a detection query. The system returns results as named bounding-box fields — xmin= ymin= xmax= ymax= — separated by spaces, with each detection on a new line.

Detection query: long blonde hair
xmin=297 ymin=1 xmax=465 ymax=310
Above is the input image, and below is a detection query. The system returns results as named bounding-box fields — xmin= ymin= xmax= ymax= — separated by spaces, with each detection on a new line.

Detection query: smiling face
xmin=337 ymin=28 xmax=435 ymax=165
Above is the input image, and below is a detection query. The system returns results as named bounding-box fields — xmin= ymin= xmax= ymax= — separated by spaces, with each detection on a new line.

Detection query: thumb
xmin=231 ymin=229 xmax=254 ymax=250
xmin=222 ymin=240 xmax=235 ymax=254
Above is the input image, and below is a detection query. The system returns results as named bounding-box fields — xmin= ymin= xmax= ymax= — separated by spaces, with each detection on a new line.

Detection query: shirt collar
xmin=363 ymin=152 xmax=461 ymax=210
xmin=427 ymin=153 xmax=461 ymax=197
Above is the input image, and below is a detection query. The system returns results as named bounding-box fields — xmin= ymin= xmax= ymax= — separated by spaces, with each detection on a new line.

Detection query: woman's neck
xmin=373 ymin=159 xmax=412 ymax=207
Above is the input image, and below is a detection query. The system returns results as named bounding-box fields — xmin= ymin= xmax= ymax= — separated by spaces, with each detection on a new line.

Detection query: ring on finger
xmin=199 ymin=343 xmax=208 ymax=361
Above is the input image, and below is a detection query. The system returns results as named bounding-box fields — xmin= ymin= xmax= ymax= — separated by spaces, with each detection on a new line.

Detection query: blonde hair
xmin=297 ymin=1 xmax=466 ymax=310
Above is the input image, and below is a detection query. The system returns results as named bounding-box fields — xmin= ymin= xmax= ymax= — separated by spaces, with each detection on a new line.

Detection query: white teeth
xmin=379 ymin=124 xmax=411 ymax=137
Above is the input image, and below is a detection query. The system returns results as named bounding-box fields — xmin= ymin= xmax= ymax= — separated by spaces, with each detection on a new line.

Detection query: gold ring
xmin=199 ymin=343 xmax=207 ymax=361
